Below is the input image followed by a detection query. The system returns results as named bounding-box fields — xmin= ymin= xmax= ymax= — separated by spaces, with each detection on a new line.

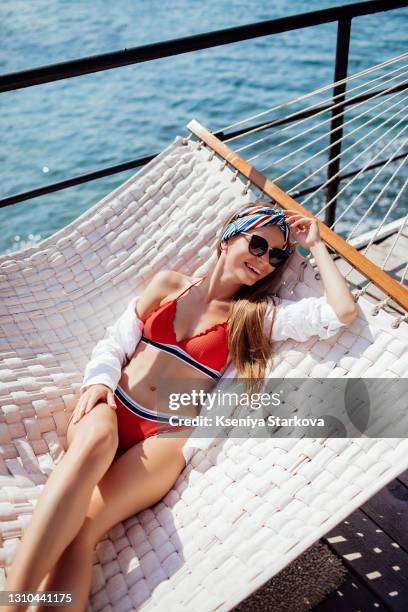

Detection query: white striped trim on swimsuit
xmin=140 ymin=335 xmax=222 ymax=381
xmin=114 ymin=383 xmax=189 ymax=425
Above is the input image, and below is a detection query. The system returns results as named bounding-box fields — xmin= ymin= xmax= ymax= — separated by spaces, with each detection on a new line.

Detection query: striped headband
xmin=220 ymin=204 xmax=290 ymax=246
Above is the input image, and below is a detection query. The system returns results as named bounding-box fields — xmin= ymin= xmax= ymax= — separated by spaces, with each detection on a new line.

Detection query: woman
xmin=4 ymin=201 xmax=357 ymax=611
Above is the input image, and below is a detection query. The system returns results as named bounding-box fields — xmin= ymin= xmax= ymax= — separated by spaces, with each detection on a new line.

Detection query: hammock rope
xmin=234 ymin=65 xmax=408 ymax=158
xmin=346 ymin=175 xmax=408 ymax=305
xmin=316 ymin=127 xmax=407 ymax=221
xmin=238 ymin=105 xmax=407 ymax=214
xmin=320 ymin=137 xmax=407 ymax=308
xmin=219 ymin=51 xmax=408 ymax=136
xmin=250 ymin=82 xmax=408 ymax=172
xmin=272 ymin=97 xmax=407 ymax=185
xmin=346 ymin=154 xmax=407 ymax=245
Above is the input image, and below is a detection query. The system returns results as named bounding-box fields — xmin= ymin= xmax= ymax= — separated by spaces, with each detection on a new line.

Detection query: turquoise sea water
xmin=1 ymin=0 xmax=407 ymax=256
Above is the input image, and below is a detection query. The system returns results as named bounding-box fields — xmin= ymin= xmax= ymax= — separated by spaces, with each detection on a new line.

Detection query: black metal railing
xmin=1 ymin=0 xmax=407 ymax=225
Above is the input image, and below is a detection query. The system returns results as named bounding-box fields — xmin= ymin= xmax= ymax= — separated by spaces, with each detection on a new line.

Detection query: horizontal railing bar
xmin=1 ymin=144 xmax=406 ymax=210
xmin=2 ymin=80 xmax=407 ymax=209
xmin=1 ymin=0 xmax=406 ymax=93
xmin=0 ymin=154 xmax=156 ymax=209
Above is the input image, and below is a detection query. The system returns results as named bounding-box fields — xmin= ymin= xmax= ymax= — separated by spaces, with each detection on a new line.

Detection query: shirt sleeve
xmin=80 ymin=295 xmax=144 ymax=395
xmin=264 ymin=295 xmax=347 ymax=343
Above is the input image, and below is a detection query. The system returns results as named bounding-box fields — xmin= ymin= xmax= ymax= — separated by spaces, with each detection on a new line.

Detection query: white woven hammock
xmin=1 ymin=54 xmax=408 ymax=611
xmin=1 ymin=135 xmax=407 ymax=611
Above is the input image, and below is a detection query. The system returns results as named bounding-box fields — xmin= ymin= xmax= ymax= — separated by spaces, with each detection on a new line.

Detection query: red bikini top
xmin=140 ymin=276 xmax=229 ymax=380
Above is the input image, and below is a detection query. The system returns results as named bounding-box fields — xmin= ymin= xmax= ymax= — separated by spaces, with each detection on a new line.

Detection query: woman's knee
xmin=69 ymin=407 xmax=119 ymax=459
xmin=86 ymin=420 xmax=118 ymax=451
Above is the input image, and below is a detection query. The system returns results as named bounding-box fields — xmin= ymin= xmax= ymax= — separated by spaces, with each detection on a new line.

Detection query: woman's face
xmin=222 ymin=224 xmax=287 ymax=284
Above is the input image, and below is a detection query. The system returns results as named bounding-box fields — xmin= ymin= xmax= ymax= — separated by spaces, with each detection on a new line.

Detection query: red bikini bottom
xmin=113 ymin=387 xmax=192 ymax=461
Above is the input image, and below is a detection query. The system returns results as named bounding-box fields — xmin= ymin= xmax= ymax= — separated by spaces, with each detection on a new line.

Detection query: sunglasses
xmin=240 ymin=231 xmax=290 ymax=267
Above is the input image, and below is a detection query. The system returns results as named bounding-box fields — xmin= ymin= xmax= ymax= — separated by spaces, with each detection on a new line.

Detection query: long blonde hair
xmin=217 ymin=201 xmax=295 ymax=395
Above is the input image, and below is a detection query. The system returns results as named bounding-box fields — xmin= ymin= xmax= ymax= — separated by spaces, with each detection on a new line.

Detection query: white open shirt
xmin=81 ymin=294 xmax=347 ymax=463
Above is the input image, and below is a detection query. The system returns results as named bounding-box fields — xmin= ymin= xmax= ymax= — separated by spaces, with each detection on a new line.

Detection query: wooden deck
xmin=314 ymin=468 xmax=408 ymax=611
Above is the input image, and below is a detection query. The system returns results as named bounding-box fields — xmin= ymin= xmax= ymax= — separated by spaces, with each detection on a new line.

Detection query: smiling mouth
xmin=244 ymin=261 xmax=261 ymax=276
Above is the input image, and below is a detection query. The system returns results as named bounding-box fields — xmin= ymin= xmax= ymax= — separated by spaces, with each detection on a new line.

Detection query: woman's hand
xmin=283 ymin=210 xmax=357 ymax=321
xmin=284 ymin=210 xmax=321 ymax=250
xmin=72 ymin=384 xmax=117 ymax=424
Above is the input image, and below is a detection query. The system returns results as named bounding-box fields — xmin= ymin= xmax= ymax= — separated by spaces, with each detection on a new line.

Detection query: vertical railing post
xmin=325 ymin=17 xmax=352 ymax=228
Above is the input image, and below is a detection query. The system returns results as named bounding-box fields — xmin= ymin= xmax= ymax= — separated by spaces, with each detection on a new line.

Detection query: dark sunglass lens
xmin=249 ymin=235 xmax=268 ymax=256
xmin=269 ymin=249 xmax=288 ymax=266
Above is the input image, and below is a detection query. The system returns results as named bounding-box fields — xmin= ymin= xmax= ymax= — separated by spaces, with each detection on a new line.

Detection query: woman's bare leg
xmin=34 ymin=572 xmax=52 ymax=596
xmin=28 ymin=539 xmax=94 ymax=612
xmin=35 ymin=433 xmax=189 ymax=612
xmin=4 ymin=402 xmax=119 ymax=610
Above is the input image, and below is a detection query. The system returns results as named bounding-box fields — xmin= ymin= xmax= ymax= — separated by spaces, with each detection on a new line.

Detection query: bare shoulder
xmin=153 ymin=269 xmax=194 ymax=294
xmin=135 ymin=269 xmax=193 ymax=320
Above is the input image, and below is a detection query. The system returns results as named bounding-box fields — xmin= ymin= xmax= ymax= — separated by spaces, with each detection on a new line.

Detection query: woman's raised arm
xmin=309 ymin=240 xmax=357 ymax=323
xmin=284 ymin=210 xmax=358 ymax=323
